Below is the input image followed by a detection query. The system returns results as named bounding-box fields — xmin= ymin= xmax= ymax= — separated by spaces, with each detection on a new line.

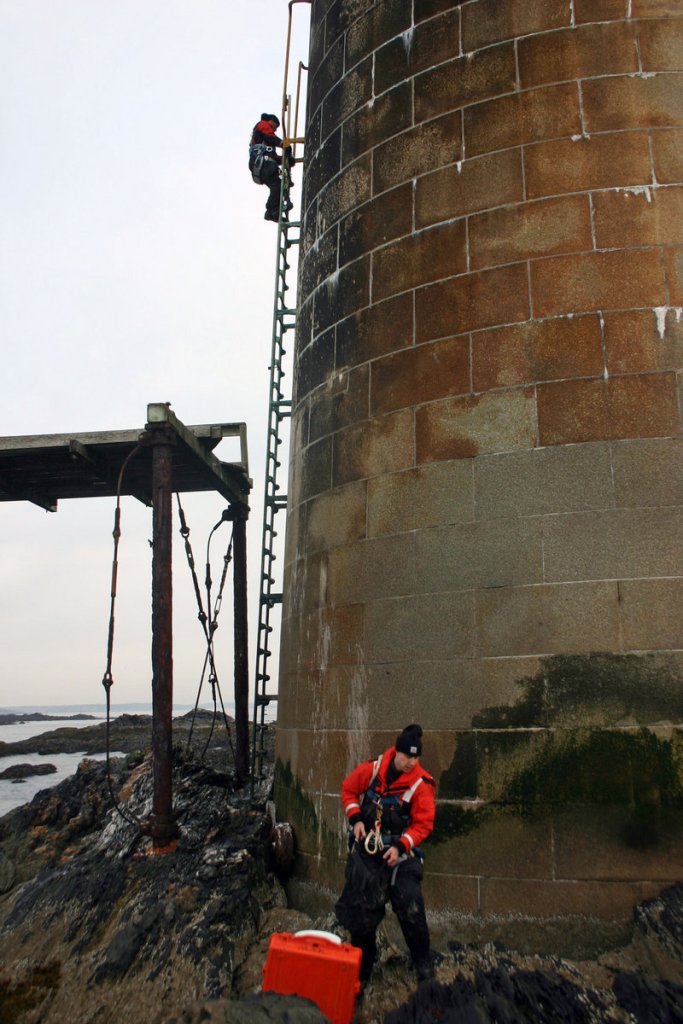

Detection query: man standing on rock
xmin=335 ymin=724 xmax=436 ymax=985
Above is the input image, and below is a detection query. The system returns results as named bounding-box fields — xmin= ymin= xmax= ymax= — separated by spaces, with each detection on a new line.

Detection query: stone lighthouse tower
xmin=275 ymin=0 xmax=683 ymax=948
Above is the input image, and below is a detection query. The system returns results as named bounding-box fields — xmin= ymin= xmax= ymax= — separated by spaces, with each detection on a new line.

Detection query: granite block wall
xmin=275 ymin=0 xmax=683 ymax=950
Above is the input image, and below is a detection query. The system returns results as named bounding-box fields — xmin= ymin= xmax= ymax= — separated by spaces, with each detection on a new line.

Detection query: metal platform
xmin=0 ymin=403 xmax=251 ymax=511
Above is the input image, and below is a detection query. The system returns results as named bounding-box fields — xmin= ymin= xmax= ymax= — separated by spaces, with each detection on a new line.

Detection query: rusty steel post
xmin=149 ymin=428 xmax=178 ymax=846
xmin=229 ymin=503 xmax=250 ymax=786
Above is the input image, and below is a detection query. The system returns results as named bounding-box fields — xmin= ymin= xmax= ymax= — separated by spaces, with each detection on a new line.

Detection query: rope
xmin=176 ymin=494 xmax=236 ymax=766
xmin=101 ymin=446 xmax=144 ymax=830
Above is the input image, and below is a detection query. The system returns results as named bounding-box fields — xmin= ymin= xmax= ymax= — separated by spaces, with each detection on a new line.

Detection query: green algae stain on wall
xmin=437 ymin=653 xmax=683 ymax=850
xmin=472 ymin=652 xmax=683 ymax=730
xmin=274 ymin=758 xmax=342 ymax=886
xmin=502 ymin=728 xmax=683 ymax=808
xmin=274 ymin=759 xmax=319 ymax=851
xmin=431 ymin=801 xmax=489 ymax=846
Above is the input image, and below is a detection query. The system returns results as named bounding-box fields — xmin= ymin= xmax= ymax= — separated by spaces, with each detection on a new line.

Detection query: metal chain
xmin=175 ymin=494 xmax=236 ymax=765
xmin=101 ymin=446 xmax=144 ymax=829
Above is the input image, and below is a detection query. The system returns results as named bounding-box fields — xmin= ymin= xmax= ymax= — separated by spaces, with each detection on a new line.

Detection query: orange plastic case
xmin=263 ymin=932 xmax=362 ymax=1024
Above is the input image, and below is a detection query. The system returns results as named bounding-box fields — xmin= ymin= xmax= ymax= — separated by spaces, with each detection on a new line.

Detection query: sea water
xmin=0 ymin=702 xmax=225 ymax=818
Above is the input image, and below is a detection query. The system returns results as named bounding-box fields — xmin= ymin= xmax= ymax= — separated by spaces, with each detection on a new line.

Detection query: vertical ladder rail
xmin=252 ymin=169 xmax=299 ymax=783
xmin=251 ymin=0 xmax=310 ymax=788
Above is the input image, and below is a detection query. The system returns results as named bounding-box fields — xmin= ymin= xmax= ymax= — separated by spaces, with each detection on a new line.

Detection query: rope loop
xmin=364 ymin=806 xmax=384 ymax=855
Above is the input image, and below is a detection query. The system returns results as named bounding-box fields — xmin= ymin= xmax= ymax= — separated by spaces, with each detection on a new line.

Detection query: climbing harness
xmin=358 ymin=757 xmax=421 ymax=865
xmin=249 ymin=142 xmax=276 ymax=184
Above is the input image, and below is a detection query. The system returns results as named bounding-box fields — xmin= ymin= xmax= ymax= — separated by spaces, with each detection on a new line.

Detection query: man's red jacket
xmin=341 ymin=747 xmax=436 ymax=855
xmin=251 ymin=119 xmax=283 ymax=162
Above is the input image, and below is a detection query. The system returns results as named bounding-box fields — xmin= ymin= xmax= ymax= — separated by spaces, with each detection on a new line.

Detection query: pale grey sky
xmin=0 ymin=0 xmax=310 ymax=708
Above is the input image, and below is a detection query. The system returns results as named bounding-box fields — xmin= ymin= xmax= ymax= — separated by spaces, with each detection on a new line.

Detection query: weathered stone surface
xmin=519 ymin=21 xmax=639 ymax=88
xmin=332 ymin=407 xmax=414 ymax=486
xmin=416 ymin=387 xmax=537 ymax=462
xmin=373 ymin=112 xmax=462 ymax=195
xmin=469 ymin=194 xmax=593 ymax=270
xmin=604 ymin=308 xmax=683 ymax=376
xmin=531 ymin=248 xmax=667 ymax=319
xmin=593 ymin=185 xmax=683 ymax=249
xmin=473 ymin=311 xmax=602 ymax=391
xmin=542 ymin=507 xmax=683 ymax=582
xmin=537 ymin=373 xmax=680 ymax=446
xmin=464 ymin=83 xmax=581 ymax=158
xmin=416 ymin=147 xmax=524 ymax=226
xmin=583 ymin=73 xmax=683 ymax=133
xmin=524 ymin=130 xmax=651 ymax=199
xmin=461 ymin=0 xmax=570 ymax=51
xmin=373 ymin=220 xmax=468 ymax=302
xmin=370 ymin=335 xmax=470 ymax=416
xmin=474 ymin=443 xmax=613 ymax=519
xmin=365 ymin=591 xmax=474 ymax=662
xmin=414 ymin=517 xmax=544 ymax=591
xmin=335 ymin=292 xmax=413 ymax=369
xmin=476 ymin=582 xmax=621 ymax=656
xmin=414 ymin=44 xmax=517 ymax=123
xmin=416 ymin=263 xmax=530 ymax=343
xmin=339 ymin=181 xmax=413 ymax=265
xmin=610 ymin=437 xmax=683 ymax=508
xmin=285 ymin=0 xmax=683 ymax=940
xmin=367 ymin=460 xmax=474 ymax=537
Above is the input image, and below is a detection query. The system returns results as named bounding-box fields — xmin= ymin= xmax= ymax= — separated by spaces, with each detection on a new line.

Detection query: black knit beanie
xmin=395 ymin=723 xmax=422 ymax=757
xmin=261 ymin=112 xmax=280 ymax=127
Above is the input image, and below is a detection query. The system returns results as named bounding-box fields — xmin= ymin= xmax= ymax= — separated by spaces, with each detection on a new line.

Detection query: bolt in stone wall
xmin=275 ymin=0 xmax=683 ymax=947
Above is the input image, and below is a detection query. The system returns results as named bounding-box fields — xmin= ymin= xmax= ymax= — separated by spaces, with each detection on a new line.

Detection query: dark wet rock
xmin=0 ymin=850 xmax=15 ymax=893
xmin=0 ymin=763 xmax=57 ymax=780
xmin=1 ymin=729 xmax=682 ymax=1024
xmin=613 ymin=970 xmax=683 ymax=1022
xmin=384 ymin=967 xmax=615 ymax=1023
xmin=0 ymin=734 xmax=302 ymax=1024
xmin=167 ymin=991 xmax=329 ymax=1023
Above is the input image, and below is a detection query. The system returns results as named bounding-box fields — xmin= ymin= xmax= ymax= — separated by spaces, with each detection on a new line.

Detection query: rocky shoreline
xmin=0 ymin=710 xmax=227 ymax=758
xmin=0 ymin=713 xmax=97 ymax=726
xmin=0 ymin=763 xmax=57 ymax=782
xmin=1 ymin=721 xmax=682 ymax=1023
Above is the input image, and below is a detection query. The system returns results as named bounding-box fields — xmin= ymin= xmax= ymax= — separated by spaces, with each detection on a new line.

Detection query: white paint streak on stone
xmin=402 ymin=28 xmax=414 ymax=57
xmin=346 ymin=646 xmax=369 ymax=774
xmin=599 ymin=310 xmax=608 ymax=379
xmin=456 ymin=160 xmax=463 ymax=173
xmin=569 ymin=0 xmax=575 ymax=27
xmin=654 ymin=306 xmax=669 ymax=340
xmin=631 ymin=70 xmax=656 ymax=79
xmin=627 ymin=0 xmax=632 ymax=17
xmin=618 ymin=185 xmax=653 ymax=202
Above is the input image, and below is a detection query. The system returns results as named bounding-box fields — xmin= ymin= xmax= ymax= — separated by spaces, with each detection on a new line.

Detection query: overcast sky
xmin=0 ymin=0 xmax=310 ymax=710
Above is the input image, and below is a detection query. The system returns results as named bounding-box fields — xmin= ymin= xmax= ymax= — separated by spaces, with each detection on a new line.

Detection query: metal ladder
xmin=252 ymin=166 xmax=299 ymax=782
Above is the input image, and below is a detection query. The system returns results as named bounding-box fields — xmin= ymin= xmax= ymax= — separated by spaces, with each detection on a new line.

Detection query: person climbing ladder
xmin=249 ymin=112 xmax=294 ymax=222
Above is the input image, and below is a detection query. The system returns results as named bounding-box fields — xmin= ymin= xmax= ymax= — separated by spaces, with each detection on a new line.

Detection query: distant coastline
xmin=0 ymin=712 xmax=97 ymax=726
